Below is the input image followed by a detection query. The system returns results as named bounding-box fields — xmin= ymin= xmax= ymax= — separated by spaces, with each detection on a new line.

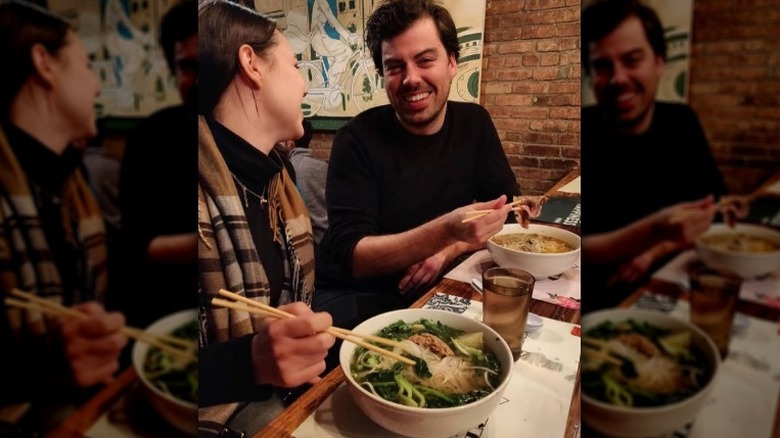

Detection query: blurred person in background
xmin=287 ymin=119 xmax=329 ymax=245
xmin=110 ymin=0 xmax=198 ymax=330
xmin=197 ymin=1 xmax=334 ymax=435
xmin=580 ymin=0 xmax=728 ymax=311
xmin=0 ymin=0 xmax=126 ymax=431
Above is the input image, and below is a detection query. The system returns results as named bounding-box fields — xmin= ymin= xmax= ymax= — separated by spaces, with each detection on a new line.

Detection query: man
xmin=111 ymin=0 xmax=198 ymax=328
xmin=580 ymin=0 xmax=727 ymax=311
xmin=314 ymin=0 xmax=525 ymax=329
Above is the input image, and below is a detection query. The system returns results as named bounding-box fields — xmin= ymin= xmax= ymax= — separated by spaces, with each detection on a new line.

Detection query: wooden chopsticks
xmin=461 ymin=199 xmax=532 ymax=223
xmin=212 ymin=289 xmax=413 ymax=365
xmin=5 ymin=288 xmax=196 ymax=363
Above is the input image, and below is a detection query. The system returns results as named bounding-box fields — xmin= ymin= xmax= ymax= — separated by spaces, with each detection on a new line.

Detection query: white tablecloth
xmin=444 ymin=249 xmax=581 ymax=309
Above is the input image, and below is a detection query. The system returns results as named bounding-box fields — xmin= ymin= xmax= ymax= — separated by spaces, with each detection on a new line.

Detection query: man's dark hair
xmin=582 ymin=0 xmax=666 ymax=73
xmin=295 ymin=119 xmax=314 ymax=149
xmin=160 ymin=0 xmax=197 ymax=73
xmin=365 ymin=0 xmax=459 ymax=76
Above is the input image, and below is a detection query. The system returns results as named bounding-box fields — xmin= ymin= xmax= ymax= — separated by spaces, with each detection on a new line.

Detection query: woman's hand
xmin=251 ymin=302 xmax=336 ymax=388
xmin=59 ymin=302 xmax=128 ymax=387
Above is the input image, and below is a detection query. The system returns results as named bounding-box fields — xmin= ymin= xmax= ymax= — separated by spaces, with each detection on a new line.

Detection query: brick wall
xmin=309 ymin=0 xmax=582 ymax=196
xmin=689 ymin=0 xmax=780 ymax=194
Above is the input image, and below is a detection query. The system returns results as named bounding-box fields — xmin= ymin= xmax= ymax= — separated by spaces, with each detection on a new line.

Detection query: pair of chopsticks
xmin=461 ymin=198 xmax=531 ymax=223
xmin=211 ymin=289 xmax=415 ymax=366
xmin=5 ymin=288 xmax=196 ymax=363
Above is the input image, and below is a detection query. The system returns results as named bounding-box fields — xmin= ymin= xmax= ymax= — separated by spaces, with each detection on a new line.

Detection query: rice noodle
xmin=370 ymin=339 xmax=492 ymax=395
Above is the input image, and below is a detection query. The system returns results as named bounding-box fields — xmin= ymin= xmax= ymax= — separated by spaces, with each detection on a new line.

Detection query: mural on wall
xmin=582 ymin=0 xmax=693 ymax=105
xmin=254 ymin=0 xmax=486 ymax=120
xmin=48 ymin=0 xmax=182 ymax=118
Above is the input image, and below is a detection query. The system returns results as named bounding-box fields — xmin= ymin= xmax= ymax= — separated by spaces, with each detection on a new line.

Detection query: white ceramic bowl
xmin=486 ymin=223 xmax=581 ymax=278
xmin=131 ymin=309 xmax=198 ymax=435
xmin=581 ymin=309 xmax=720 ymax=437
xmin=695 ymin=223 xmax=780 ymax=278
xmin=339 ymin=308 xmax=513 ymax=438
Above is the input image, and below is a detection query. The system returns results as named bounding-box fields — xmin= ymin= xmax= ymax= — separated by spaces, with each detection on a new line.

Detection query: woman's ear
xmin=237 ymin=44 xmax=262 ymax=89
xmin=30 ymin=43 xmax=56 ymax=88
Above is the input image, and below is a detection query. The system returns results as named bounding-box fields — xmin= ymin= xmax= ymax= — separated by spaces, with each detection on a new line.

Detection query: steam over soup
xmin=350 ymin=318 xmax=502 ymax=408
xmin=582 ymin=319 xmax=711 ymax=408
xmin=699 ymin=232 xmax=779 ymax=253
xmin=490 ymin=233 xmax=574 ymax=254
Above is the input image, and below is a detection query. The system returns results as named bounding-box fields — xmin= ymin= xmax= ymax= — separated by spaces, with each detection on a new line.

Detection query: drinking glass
xmin=689 ymin=264 xmax=742 ymax=359
xmin=482 ymin=266 xmax=535 ymax=361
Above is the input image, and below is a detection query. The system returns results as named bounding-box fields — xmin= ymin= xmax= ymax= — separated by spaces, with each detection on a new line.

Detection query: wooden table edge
xmin=46 ymin=367 xmax=138 ymax=438
xmin=545 ymin=168 xmax=580 ymax=198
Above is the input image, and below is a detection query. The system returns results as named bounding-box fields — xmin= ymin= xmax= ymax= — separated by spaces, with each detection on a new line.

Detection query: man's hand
xmin=719 ymin=195 xmax=752 ymax=228
xmin=513 ymin=195 xmax=548 ymax=228
xmin=659 ymin=196 xmax=719 ymax=244
xmin=251 ymin=303 xmax=336 ymax=388
xmin=452 ymin=195 xmax=512 ymax=244
xmin=607 ymin=240 xmax=683 ymax=287
xmin=398 ymin=251 xmax=447 ymax=297
xmin=60 ymin=302 xmax=128 ymax=387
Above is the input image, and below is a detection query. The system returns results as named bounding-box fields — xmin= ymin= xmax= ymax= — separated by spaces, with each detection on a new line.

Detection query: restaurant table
xmin=253 ymin=170 xmax=584 ymax=438
xmin=47 ymin=169 xmax=584 ymax=437
xmin=45 ymin=358 xmax=193 ymax=438
xmin=47 ymin=280 xmax=581 ymax=438
xmin=257 ymin=278 xmax=581 ymax=438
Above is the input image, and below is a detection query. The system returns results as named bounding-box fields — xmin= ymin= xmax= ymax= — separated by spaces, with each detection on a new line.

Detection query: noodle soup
xmin=699 ymin=232 xmax=780 ymax=253
xmin=490 ymin=233 xmax=575 ymax=254
xmin=143 ymin=319 xmax=198 ymax=404
xmin=340 ymin=309 xmax=513 ymax=438
xmin=350 ymin=318 xmax=502 ymax=409
xmin=131 ymin=309 xmax=198 ymax=434
xmin=582 ymin=319 xmax=712 ymax=408
xmin=581 ymin=309 xmax=720 ymax=438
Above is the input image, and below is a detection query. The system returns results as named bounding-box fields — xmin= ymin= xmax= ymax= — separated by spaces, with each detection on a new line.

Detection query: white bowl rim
xmin=580 ymin=308 xmax=721 ymax=414
xmin=132 ymin=308 xmax=198 ymax=410
xmin=488 ymin=223 xmax=581 ymax=257
xmin=696 ymin=223 xmax=780 ymax=258
xmin=340 ymin=308 xmax=513 ymax=414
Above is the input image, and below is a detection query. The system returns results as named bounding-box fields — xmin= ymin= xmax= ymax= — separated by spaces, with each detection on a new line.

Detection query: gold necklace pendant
xmin=231 ymin=173 xmax=268 ymax=208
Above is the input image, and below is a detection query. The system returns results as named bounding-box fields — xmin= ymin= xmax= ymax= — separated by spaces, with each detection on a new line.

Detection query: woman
xmin=197 ymin=1 xmax=334 ymax=433
xmin=0 ymin=0 xmax=126 ymax=419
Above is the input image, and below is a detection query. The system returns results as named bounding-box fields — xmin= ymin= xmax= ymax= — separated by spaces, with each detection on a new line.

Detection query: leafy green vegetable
xmin=414 ymin=357 xmax=431 ymax=378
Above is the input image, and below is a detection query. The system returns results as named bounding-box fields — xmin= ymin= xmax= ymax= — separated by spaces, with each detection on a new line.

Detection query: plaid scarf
xmin=197 ymin=116 xmax=315 ymax=432
xmin=0 ymin=125 xmax=107 ymax=338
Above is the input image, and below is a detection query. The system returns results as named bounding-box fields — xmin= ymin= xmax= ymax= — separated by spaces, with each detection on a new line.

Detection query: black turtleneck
xmin=5 ymin=122 xmax=86 ymax=305
xmin=206 ymin=118 xmax=286 ymax=306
